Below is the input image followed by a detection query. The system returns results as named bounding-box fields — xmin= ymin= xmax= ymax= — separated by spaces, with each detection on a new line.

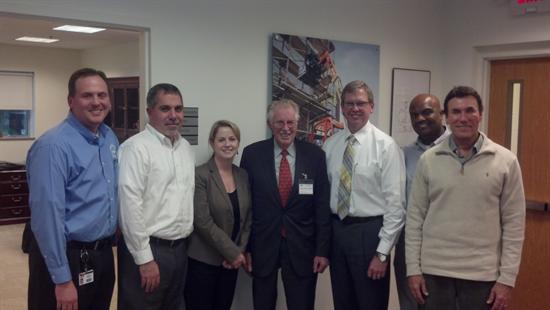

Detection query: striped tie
xmin=337 ymin=135 xmax=356 ymax=219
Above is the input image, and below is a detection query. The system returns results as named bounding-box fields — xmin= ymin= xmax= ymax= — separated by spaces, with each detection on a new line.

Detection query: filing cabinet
xmin=0 ymin=164 xmax=29 ymax=225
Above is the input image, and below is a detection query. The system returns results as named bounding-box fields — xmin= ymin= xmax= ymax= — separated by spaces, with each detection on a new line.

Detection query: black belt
xmin=68 ymin=236 xmax=114 ymax=250
xmin=150 ymin=236 xmax=186 ymax=248
xmin=331 ymin=214 xmax=383 ymax=225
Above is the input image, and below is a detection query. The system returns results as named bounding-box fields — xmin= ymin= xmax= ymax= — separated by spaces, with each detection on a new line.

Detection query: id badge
xmin=79 ymin=269 xmax=94 ymax=286
xmin=299 ymin=178 xmax=313 ymax=195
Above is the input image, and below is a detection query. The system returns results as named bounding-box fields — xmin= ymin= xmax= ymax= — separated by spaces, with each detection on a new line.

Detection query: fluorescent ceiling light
xmin=16 ymin=36 xmax=59 ymax=43
xmin=54 ymin=25 xmax=106 ymax=33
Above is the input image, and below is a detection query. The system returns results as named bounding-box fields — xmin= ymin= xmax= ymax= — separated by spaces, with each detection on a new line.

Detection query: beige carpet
xmin=0 ymin=223 xmax=117 ymax=310
xmin=0 ymin=223 xmax=399 ymax=310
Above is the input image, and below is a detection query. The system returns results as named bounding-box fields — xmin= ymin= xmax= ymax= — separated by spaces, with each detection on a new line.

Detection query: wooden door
xmin=489 ymin=58 xmax=550 ymax=310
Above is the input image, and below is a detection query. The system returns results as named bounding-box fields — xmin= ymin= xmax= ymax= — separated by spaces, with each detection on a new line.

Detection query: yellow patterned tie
xmin=337 ymin=135 xmax=356 ymax=219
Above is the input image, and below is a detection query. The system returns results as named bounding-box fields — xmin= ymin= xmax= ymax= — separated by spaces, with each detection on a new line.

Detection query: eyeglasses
xmin=343 ymin=101 xmax=370 ymax=109
xmin=273 ymin=120 xmax=297 ymax=128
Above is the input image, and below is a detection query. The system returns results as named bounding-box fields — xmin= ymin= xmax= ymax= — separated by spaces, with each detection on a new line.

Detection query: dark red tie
xmin=278 ymin=149 xmax=292 ymax=207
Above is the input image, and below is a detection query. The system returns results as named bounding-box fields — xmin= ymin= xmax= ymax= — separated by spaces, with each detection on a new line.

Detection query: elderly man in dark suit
xmin=240 ymin=99 xmax=331 ymax=310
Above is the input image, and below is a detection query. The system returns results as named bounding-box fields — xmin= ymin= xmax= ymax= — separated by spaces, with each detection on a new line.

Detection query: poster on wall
xmin=271 ymin=33 xmax=380 ymax=146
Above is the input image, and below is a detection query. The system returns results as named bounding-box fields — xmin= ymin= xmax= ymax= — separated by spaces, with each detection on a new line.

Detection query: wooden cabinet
xmin=105 ymin=77 xmax=140 ymax=143
xmin=0 ymin=165 xmax=29 ymax=225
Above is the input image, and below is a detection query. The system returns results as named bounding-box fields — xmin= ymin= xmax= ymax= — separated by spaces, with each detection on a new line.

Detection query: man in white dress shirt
xmin=117 ymin=83 xmax=195 ymax=309
xmin=323 ymin=80 xmax=406 ymax=310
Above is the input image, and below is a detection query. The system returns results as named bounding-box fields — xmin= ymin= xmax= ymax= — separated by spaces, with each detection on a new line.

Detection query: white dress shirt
xmin=118 ymin=124 xmax=195 ymax=265
xmin=323 ymin=121 xmax=406 ymax=254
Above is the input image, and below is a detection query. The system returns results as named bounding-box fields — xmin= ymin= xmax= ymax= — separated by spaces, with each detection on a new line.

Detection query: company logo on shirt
xmin=110 ymin=144 xmax=117 ymax=160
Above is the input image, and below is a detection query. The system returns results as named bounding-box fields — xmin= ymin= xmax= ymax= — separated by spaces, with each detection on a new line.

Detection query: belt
xmin=68 ymin=236 xmax=114 ymax=250
xmin=150 ymin=236 xmax=186 ymax=248
xmin=331 ymin=214 xmax=383 ymax=225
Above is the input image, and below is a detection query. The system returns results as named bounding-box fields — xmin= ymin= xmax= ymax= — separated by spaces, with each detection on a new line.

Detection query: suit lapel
xmin=234 ymin=166 xmax=248 ymax=219
xmin=287 ymin=140 xmax=302 ymax=206
xmin=207 ymin=158 xmax=233 ymax=209
xmin=265 ymin=139 xmax=283 ymax=207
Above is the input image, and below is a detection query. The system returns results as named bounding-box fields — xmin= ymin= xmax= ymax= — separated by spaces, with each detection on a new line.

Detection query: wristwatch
xmin=376 ymin=252 xmax=388 ymax=263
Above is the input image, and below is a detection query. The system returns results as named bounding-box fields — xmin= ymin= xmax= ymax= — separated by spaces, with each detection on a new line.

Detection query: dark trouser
xmin=184 ymin=257 xmax=239 ymax=310
xmin=421 ymin=274 xmax=494 ymax=310
xmin=252 ymin=239 xmax=318 ymax=310
xmin=28 ymin=234 xmax=115 ymax=310
xmin=394 ymin=231 xmax=418 ymax=310
xmin=117 ymin=237 xmax=188 ymax=310
xmin=330 ymin=215 xmax=389 ymax=310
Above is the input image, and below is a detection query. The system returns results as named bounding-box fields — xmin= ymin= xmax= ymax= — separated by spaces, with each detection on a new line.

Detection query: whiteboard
xmin=390 ymin=68 xmax=431 ymax=146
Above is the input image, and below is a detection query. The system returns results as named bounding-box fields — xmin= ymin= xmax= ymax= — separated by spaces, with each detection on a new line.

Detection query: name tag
xmin=79 ymin=270 xmax=94 ymax=286
xmin=299 ymin=179 xmax=313 ymax=195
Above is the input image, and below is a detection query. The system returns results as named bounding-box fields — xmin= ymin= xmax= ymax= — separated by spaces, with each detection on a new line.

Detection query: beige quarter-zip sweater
xmin=405 ymin=133 xmax=525 ymax=287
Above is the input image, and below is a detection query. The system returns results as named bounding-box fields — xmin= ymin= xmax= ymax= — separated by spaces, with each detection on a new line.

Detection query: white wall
xmin=440 ymin=0 xmax=550 ymax=130
xmin=81 ymin=40 xmax=140 ymax=78
xmin=0 ymin=0 xmax=445 ymax=162
xmin=0 ymin=43 xmax=81 ymax=163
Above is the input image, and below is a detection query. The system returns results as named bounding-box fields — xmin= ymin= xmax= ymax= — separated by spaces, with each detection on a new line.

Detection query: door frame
xmin=473 ymin=41 xmax=550 ymax=133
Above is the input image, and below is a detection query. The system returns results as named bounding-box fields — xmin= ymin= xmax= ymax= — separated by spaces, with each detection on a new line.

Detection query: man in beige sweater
xmin=405 ymin=86 xmax=526 ymax=310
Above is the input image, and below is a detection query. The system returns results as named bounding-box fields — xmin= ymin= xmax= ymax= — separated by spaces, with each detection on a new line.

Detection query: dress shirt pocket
xmin=353 ymin=163 xmax=380 ymax=194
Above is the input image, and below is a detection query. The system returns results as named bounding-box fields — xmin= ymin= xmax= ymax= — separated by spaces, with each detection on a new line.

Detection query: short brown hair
xmin=341 ymin=80 xmax=374 ymax=105
xmin=68 ymin=68 xmax=109 ymax=97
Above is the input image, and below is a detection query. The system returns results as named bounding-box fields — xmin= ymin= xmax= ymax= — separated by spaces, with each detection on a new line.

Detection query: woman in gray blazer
xmin=185 ymin=120 xmax=252 ymax=310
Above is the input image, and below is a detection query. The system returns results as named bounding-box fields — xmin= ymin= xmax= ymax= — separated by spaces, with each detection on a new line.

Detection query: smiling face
xmin=68 ymin=75 xmax=111 ymax=133
xmin=147 ymin=91 xmax=184 ymax=142
xmin=446 ymin=95 xmax=482 ymax=145
xmin=268 ymin=105 xmax=298 ymax=149
xmin=341 ymin=88 xmax=373 ymax=133
xmin=211 ymin=126 xmax=239 ymax=161
xmin=409 ymin=94 xmax=444 ymax=145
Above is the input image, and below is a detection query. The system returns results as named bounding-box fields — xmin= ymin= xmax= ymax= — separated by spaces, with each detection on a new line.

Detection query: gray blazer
xmin=187 ymin=157 xmax=252 ymax=265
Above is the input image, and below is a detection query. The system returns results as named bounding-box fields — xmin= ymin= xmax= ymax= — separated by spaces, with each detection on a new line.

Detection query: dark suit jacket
xmin=240 ymin=138 xmax=331 ymax=277
xmin=187 ymin=157 xmax=252 ymax=266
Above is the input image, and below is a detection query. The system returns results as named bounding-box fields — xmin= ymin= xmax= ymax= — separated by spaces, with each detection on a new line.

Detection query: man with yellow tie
xmin=323 ymin=80 xmax=406 ymax=310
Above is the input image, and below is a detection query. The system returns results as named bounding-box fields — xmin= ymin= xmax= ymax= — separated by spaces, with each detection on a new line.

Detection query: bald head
xmin=409 ymin=94 xmax=445 ymax=145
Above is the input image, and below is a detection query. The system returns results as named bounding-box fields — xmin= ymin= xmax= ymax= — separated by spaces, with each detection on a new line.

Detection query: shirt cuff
xmin=376 ymin=239 xmax=392 ymax=255
xmin=132 ymin=246 xmax=154 ymax=265
xmin=497 ymin=273 xmax=517 ymax=288
xmin=49 ymin=264 xmax=72 ymax=284
xmin=406 ymin=263 xmax=422 ymax=277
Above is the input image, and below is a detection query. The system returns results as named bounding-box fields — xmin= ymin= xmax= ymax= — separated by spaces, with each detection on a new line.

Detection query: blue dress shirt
xmin=27 ymin=113 xmax=119 ymax=284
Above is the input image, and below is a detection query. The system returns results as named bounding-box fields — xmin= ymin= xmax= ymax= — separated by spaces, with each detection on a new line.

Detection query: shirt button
xmin=107 ymin=179 xmax=111 ymax=183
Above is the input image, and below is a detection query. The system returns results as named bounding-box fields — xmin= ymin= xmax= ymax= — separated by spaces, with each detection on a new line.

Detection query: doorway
xmin=488 ymin=57 xmax=550 ymax=310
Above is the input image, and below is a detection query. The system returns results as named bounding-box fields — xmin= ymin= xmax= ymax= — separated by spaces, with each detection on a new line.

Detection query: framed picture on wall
xmin=271 ymin=33 xmax=380 ymax=146
xmin=390 ymin=68 xmax=431 ymax=146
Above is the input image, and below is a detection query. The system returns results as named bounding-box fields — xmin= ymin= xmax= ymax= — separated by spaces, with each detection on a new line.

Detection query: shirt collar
xmin=274 ymin=140 xmax=296 ymax=158
xmin=449 ymin=132 xmax=484 ymax=155
xmin=344 ymin=121 xmax=371 ymax=145
xmin=146 ymin=123 xmax=181 ymax=147
xmin=66 ymin=112 xmax=104 ymax=145
xmin=415 ymin=126 xmax=450 ymax=151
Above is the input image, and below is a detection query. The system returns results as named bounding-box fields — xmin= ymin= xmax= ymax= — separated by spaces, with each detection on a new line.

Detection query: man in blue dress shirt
xmin=26 ymin=68 xmax=119 ymax=310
